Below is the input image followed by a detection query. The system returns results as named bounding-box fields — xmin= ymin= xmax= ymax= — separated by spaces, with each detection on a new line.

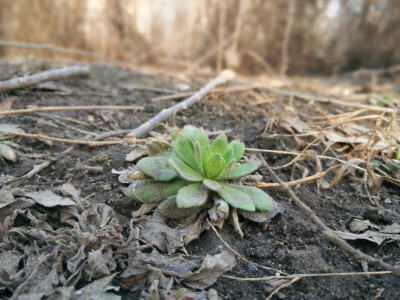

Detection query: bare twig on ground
xmin=151 ymin=84 xmax=263 ymax=102
xmin=126 ymin=70 xmax=236 ymax=138
xmin=208 ymin=220 xmax=287 ymax=275
xmin=0 ymin=131 xmax=130 ymax=146
xmin=223 ymin=270 xmax=392 ymax=282
xmin=267 ymin=276 xmax=301 ymax=300
xmin=223 ymin=270 xmax=393 ymax=299
xmin=350 ymin=64 xmax=400 ymax=78
xmin=260 ymin=157 xmax=400 ymax=275
xmin=0 ymin=66 xmax=89 ymax=93
xmin=256 ymin=171 xmax=326 ymax=188
xmin=0 ymin=105 xmax=144 ymax=116
xmin=0 ymin=40 xmax=105 ymax=60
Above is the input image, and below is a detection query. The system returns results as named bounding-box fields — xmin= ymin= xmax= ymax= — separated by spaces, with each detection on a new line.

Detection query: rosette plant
xmin=125 ymin=125 xmax=274 ymax=220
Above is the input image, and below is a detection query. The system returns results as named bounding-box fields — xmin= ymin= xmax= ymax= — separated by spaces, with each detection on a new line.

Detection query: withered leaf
xmin=26 ymin=190 xmax=76 ymax=207
xmin=182 ymin=250 xmax=236 ymax=290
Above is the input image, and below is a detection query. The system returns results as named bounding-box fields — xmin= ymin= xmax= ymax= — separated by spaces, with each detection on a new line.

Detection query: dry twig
xmin=0 ymin=40 xmax=104 ymax=60
xmin=0 ymin=131 xmax=130 ymax=146
xmin=0 ymin=105 xmax=144 ymax=116
xmin=256 ymin=171 xmax=326 ymax=188
xmin=208 ymin=220 xmax=287 ymax=274
xmin=126 ymin=70 xmax=236 ymax=138
xmin=0 ymin=66 xmax=89 ymax=93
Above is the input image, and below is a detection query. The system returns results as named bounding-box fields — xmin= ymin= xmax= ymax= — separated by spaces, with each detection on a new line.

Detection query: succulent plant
xmin=124 ymin=125 xmax=275 ymax=222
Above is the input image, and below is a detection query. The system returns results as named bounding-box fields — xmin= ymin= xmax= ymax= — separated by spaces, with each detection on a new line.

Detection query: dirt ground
xmin=0 ymin=61 xmax=399 ymax=299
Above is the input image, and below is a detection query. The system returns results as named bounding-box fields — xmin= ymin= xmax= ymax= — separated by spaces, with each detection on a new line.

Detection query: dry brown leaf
xmin=0 ymin=97 xmax=15 ymax=116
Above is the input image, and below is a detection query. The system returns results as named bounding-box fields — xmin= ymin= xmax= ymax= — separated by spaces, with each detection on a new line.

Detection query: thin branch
xmin=0 ymin=105 xmax=144 ymax=116
xmin=208 ymin=220 xmax=287 ymax=275
xmin=260 ymin=157 xmax=400 ymax=275
xmin=256 ymin=171 xmax=326 ymax=188
xmin=151 ymin=84 xmax=263 ymax=102
xmin=222 ymin=270 xmax=392 ymax=282
xmin=0 ymin=131 xmax=130 ymax=146
xmin=0 ymin=66 xmax=89 ymax=93
xmin=126 ymin=70 xmax=236 ymax=138
xmin=0 ymin=40 xmax=105 ymax=60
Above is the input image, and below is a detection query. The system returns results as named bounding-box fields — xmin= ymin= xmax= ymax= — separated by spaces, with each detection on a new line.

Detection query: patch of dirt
xmin=0 ymin=61 xmax=399 ymax=299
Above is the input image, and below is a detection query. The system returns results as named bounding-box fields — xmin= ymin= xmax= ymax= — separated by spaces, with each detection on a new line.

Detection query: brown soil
xmin=0 ymin=61 xmax=399 ymax=300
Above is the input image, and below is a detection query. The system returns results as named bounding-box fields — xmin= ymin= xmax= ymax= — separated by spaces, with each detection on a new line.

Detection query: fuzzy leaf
xmin=194 ymin=141 xmax=204 ymax=174
xmin=137 ymin=157 xmax=177 ymax=181
xmin=205 ymin=153 xmax=224 ymax=179
xmin=169 ymin=158 xmax=204 ymax=182
xmin=128 ymin=179 xmax=189 ymax=203
xmin=171 ymin=128 xmax=179 ymax=142
xmin=172 ymin=135 xmax=198 ymax=171
xmin=158 ymin=196 xmax=202 ymax=218
xmin=182 ymin=125 xmax=198 ymax=143
xmin=222 ymin=148 xmax=234 ymax=164
xmin=211 ymin=134 xmax=228 ymax=154
xmin=216 ymin=183 xmax=255 ymax=211
xmin=202 ymin=178 xmax=222 ymax=191
xmin=227 ymin=184 xmax=273 ymax=211
xmin=202 ymin=144 xmax=212 ymax=163
xmin=195 ymin=128 xmax=209 ymax=149
xmin=176 ymin=183 xmax=209 ymax=208
xmin=216 ymin=159 xmax=236 ymax=180
xmin=228 ymin=140 xmax=245 ymax=161
xmin=222 ymin=161 xmax=261 ymax=180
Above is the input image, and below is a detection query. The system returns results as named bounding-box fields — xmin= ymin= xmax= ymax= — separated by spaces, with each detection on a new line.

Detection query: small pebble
xmin=384 ymin=198 xmax=392 ymax=204
xmin=247 ymin=263 xmax=258 ymax=272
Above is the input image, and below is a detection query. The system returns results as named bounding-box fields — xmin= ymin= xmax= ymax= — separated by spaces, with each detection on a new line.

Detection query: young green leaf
xmin=158 ymin=196 xmax=202 ymax=218
xmin=172 ymin=135 xmax=199 ymax=171
xmin=227 ymin=140 xmax=245 ymax=161
xmin=211 ymin=133 xmax=228 ymax=154
xmin=169 ymin=158 xmax=204 ymax=182
xmin=176 ymin=183 xmax=209 ymax=208
xmin=216 ymin=158 xmax=236 ymax=180
xmin=194 ymin=128 xmax=209 ymax=150
xmin=216 ymin=183 xmax=256 ymax=211
xmin=222 ymin=161 xmax=261 ymax=180
xmin=204 ymin=153 xmax=224 ymax=179
xmin=202 ymin=178 xmax=222 ymax=191
xmin=222 ymin=148 xmax=234 ymax=164
xmin=182 ymin=125 xmax=197 ymax=143
xmin=227 ymin=184 xmax=273 ymax=211
xmin=171 ymin=127 xmax=179 ymax=142
xmin=137 ymin=157 xmax=177 ymax=181
xmin=194 ymin=141 xmax=205 ymax=174
xmin=127 ymin=179 xmax=189 ymax=203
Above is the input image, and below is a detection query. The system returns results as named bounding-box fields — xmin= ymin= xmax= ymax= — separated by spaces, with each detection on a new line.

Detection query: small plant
xmin=125 ymin=125 xmax=274 ymax=224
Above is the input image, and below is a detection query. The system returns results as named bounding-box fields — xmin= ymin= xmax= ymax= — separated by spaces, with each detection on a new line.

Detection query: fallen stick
xmin=260 ymin=156 xmax=400 ymax=275
xmin=0 ymin=105 xmax=144 ymax=116
xmin=0 ymin=131 xmax=132 ymax=146
xmin=0 ymin=66 xmax=89 ymax=93
xmin=0 ymin=40 xmax=104 ymax=60
xmin=126 ymin=70 xmax=236 ymax=138
xmin=256 ymin=171 xmax=326 ymax=188
xmin=151 ymin=84 xmax=263 ymax=102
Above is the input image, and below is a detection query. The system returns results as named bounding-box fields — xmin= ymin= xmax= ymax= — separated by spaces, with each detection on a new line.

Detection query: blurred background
xmin=0 ymin=0 xmax=399 ymax=76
